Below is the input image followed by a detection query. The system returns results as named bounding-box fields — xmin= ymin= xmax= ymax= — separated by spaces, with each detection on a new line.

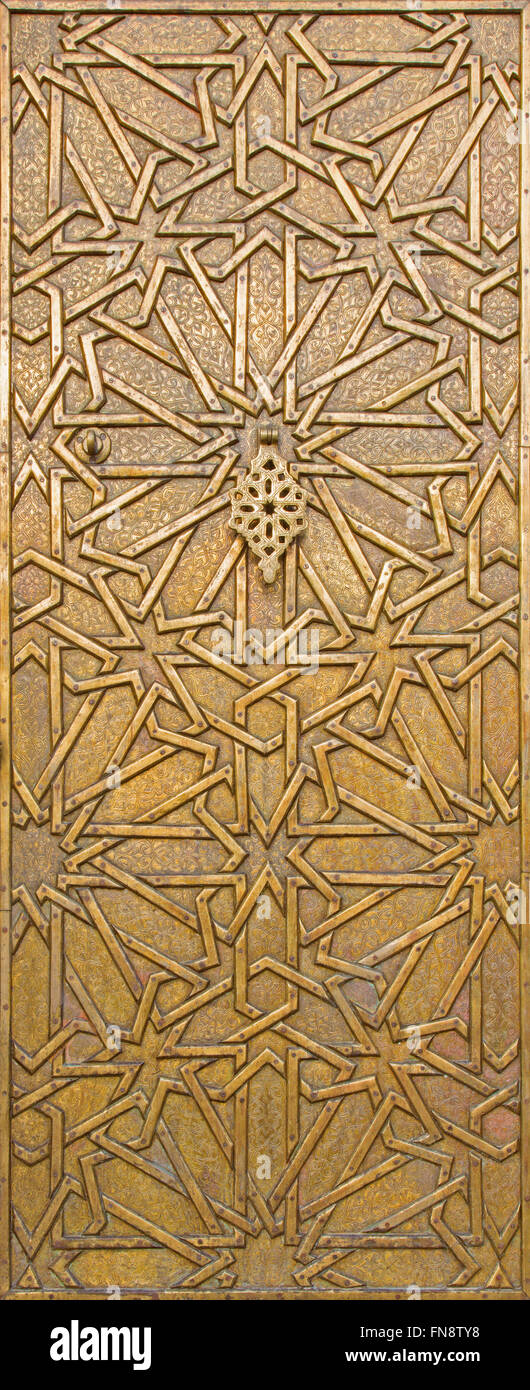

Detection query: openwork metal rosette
xmin=229 ymin=428 xmax=308 ymax=582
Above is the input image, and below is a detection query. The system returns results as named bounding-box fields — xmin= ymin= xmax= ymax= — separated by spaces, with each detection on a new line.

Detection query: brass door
xmin=1 ymin=1 xmax=528 ymax=1300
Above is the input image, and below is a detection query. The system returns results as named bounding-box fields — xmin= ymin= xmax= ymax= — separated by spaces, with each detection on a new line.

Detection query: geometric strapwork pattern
xmin=6 ymin=4 xmax=524 ymax=1295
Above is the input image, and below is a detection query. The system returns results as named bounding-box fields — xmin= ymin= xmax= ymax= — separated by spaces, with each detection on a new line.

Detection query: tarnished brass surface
xmin=0 ymin=1 xmax=529 ymax=1299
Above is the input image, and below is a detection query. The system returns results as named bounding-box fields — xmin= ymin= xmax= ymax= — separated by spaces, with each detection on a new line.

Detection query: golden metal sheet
xmin=0 ymin=0 xmax=529 ymax=1300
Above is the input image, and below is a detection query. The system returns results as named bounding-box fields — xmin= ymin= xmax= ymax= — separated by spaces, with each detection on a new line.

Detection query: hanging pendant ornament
xmin=229 ymin=428 xmax=308 ymax=583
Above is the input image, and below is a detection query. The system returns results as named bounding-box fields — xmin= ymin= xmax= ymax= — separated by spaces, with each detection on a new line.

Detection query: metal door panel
xmin=0 ymin=0 xmax=528 ymax=1300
